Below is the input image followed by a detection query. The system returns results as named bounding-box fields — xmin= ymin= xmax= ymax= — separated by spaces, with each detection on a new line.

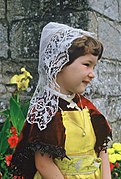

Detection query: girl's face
xmin=56 ymin=54 xmax=98 ymax=95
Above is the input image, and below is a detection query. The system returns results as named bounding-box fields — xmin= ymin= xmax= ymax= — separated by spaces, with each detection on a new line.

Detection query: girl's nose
xmin=88 ymin=70 xmax=95 ymax=78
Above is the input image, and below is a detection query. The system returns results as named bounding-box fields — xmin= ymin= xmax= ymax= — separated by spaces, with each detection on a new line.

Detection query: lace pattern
xmin=97 ymin=135 xmax=112 ymax=153
xmin=26 ymin=22 xmax=95 ymax=131
xmin=27 ymin=88 xmax=59 ymax=130
xmin=10 ymin=141 xmax=66 ymax=177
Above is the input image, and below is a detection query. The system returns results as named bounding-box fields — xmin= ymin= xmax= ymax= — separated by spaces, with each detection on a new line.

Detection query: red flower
xmin=7 ymin=135 xmax=19 ymax=148
xmin=110 ymin=162 xmax=114 ymax=171
xmin=115 ymin=162 xmax=119 ymax=168
xmin=14 ymin=176 xmax=24 ymax=179
xmin=10 ymin=126 xmax=17 ymax=135
xmin=5 ymin=154 xmax=12 ymax=166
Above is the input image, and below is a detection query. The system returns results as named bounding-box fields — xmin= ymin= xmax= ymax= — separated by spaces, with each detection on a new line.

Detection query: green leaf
xmin=9 ymin=96 xmax=25 ymax=134
xmin=0 ymin=118 xmax=11 ymax=154
xmin=21 ymin=100 xmax=30 ymax=118
xmin=0 ymin=153 xmax=4 ymax=160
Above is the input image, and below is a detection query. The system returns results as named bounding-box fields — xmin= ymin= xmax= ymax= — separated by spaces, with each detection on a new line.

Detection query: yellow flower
xmin=113 ymin=143 xmax=121 ymax=152
xmin=10 ymin=67 xmax=32 ymax=91
xmin=10 ymin=74 xmax=20 ymax=84
xmin=115 ymin=154 xmax=121 ymax=161
xmin=19 ymin=74 xmax=26 ymax=81
xmin=21 ymin=67 xmax=32 ymax=79
xmin=107 ymin=148 xmax=115 ymax=154
xmin=108 ymin=154 xmax=117 ymax=163
xmin=18 ymin=79 xmax=30 ymax=91
xmin=21 ymin=67 xmax=26 ymax=72
xmin=10 ymin=74 xmax=26 ymax=90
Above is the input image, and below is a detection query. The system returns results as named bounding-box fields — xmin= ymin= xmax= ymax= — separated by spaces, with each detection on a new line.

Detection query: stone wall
xmin=0 ymin=0 xmax=121 ymax=142
xmin=87 ymin=0 xmax=121 ymax=143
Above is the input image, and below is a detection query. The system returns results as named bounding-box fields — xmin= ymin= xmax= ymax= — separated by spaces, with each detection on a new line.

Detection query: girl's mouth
xmin=82 ymin=81 xmax=90 ymax=85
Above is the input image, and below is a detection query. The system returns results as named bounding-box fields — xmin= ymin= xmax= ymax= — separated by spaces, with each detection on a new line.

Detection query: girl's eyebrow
xmin=86 ymin=60 xmax=94 ymax=64
xmin=88 ymin=59 xmax=97 ymax=65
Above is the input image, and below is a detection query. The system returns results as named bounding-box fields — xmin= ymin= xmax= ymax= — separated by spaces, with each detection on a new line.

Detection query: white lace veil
xmin=26 ymin=22 xmax=95 ymax=131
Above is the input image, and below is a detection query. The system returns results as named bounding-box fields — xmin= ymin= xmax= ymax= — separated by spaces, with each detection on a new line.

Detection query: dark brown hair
xmin=67 ymin=35 xmax=103 ymax=65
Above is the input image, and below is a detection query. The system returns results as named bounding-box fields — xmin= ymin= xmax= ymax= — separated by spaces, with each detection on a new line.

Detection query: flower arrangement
xmin=108 ymin=142 xmax=121 ymax=178
xmin=0 ymin=67 xmax=32 ymax=179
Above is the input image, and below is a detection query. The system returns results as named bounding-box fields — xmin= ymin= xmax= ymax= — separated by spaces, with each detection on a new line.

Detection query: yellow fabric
xmin=34 ymin=171 xmax=42 ymax=179
xmin=61 ymin=108 xmax=96 ymax=155
xmin=34 ymin=109 xmax=102 ymax=179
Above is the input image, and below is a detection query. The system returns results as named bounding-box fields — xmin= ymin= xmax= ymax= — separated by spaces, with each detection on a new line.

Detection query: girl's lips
xmin=82 ymin=81 xmax=90 ymax=85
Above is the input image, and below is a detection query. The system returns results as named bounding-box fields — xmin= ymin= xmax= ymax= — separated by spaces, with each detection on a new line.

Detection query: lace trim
xmin=30 ymin=141 xmax=67 ymax=158
xmin=26 ymin=88 xmax=59 ymax=130
xmin=96 ymin=135 xmax=112 ymax=154
xmin=10 ymin=141 xmax=66 ymax=176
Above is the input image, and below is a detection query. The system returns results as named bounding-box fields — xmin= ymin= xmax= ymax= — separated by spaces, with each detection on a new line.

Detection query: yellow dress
xmin=34 ymin=108 xmax=102 ymax=179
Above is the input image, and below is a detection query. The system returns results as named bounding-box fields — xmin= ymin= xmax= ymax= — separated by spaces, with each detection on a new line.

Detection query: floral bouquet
xmin=0 ymin=68 xmax=32 ymax=179
xmin=108 ymin=142 xmax=121 ymax=178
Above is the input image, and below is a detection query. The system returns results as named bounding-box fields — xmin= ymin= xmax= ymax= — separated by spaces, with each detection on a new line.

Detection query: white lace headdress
xmin=26 ymin=22 xmax=95 ymax=131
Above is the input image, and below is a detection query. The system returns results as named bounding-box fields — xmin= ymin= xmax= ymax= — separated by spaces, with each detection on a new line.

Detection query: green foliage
xmin=9 ymin=95 xmax=26 ymax=134
xmin=0 ymin=67 xmax=32 ymax=178
xmin=0 ymin=93 xmax=30 ymax=178
xmin=0 ymin=118 xmax=10 ymax=154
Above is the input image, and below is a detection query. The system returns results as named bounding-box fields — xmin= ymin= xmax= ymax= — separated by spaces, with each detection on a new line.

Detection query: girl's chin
xmin=73 ymin=89 xmax=86 ymax=95
xmin=61 ymin=86 xmax=86 ymax=95
xmin=76 ymin=86 xmax=86 ymax=94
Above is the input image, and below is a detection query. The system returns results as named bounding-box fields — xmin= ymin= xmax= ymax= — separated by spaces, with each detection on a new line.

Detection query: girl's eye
xmin=83 ymin=63 xmax=90 ymax=67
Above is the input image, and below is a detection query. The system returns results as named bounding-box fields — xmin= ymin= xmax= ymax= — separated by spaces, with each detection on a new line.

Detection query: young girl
xmin=10 ymin=22 xmax=112 ymax=179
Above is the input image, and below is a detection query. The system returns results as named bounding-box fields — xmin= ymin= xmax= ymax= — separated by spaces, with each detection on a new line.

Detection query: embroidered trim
xmin=96 ymin=135 xmax=112 ymax=154
xmin=10 ymin=141 xmax=66 ymax=176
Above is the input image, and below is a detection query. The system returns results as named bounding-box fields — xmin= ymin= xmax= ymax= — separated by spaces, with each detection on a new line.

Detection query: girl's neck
xmin=46 ymin=86 xmax=75 ymax=103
